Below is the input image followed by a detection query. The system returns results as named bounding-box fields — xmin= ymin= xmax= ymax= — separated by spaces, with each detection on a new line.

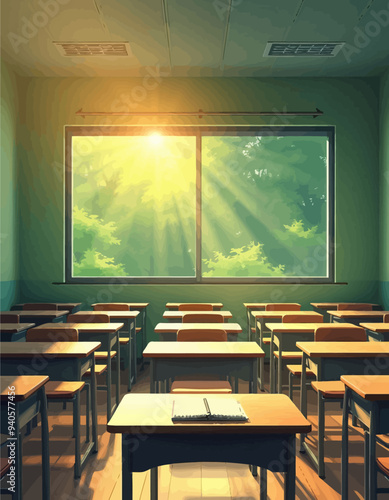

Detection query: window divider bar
xmin=196 ymin=133 xmax=202 ymax=282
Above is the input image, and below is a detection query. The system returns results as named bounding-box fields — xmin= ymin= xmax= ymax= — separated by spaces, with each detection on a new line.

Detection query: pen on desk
xmin=203 ymin=398 xmax=211 ymax=418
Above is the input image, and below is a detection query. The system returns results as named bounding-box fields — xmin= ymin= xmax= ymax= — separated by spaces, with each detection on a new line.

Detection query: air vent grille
xmin=264 ymin=42 xmax=344 ymax=57
xmin=53 ymin=42 xmax=131 ymax=57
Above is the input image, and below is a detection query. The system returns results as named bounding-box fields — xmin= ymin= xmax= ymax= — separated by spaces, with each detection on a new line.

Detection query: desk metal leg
xmin=90 ymin=360 xmax=98 ymax=453
xmin=284 ymin=438 xmax=296 ymax=500
xmin=277 ymin=342 xmax=283 ymax=395
xmin=364 ymin=431 xmax=369 ymax=500
xmin=150 ymin=361 xmax=156 ymax=394
xmin=132 ymin=320 xmax=137 ymax=384
xmin=368 ymin=405 xmax=377 ymax=500
xmin=341 ymin=388 xmax=350 ymax=500
xmin=300 ymin=353 xmax=307 ymax=452
xmin=260 ymin=467 xmax=267 ymax=500
xmin=150 ymin=467 xmax=158 ymax=500
xmin=141 ymin=309 xmax=146 ymax=370
xmin=251 ymin=359 xmax=258 ymax=394
xmin=39 ymin=387 xmax=50 ymax=500
xmin=107 ymin=348 xmax=112 ymax=420
xmin=122 ymin=437 xmax=133 ymax=500
xmin=269 ymin=333 xmax=275 ymax=394
xmin=258 ymin=320 xmax=265 ymax=391
xmin=116 ymin=333 xmax=120 ymax=413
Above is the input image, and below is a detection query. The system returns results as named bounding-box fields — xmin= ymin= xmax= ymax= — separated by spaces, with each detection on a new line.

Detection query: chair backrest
xmin=93 ymin=304 xmax=130 ymax=311
xmin=26 ymin=327 xmax=79 ymax=342
xmin=314 ymin=326 xmax=367 ymax=342
xmin=178 ymin=304 xmax=213 ymax=311
xmin=0 ymin=314 xmax=19 ymax=323
xmin=384 ymin=313 xmax=389 ymax=323
xmin=23 ymin=303 xmax=58 ymax=310
xmin=177 ymin=329 xmax=227 ymax=341
xmin=337 ymin=303 xmax=373 ymax=311
xmin=282 ymin=313 xmax=323 ymax=323
xmin=265 ymin=303 xmax=301 ymax=311
xmin=182 ymin=313 xmax=224 ymax=323
xmin=67 ymin=313 xmax=110 ymax=323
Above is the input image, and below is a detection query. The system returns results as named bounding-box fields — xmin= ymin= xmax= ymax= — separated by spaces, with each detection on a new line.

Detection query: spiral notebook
xmin=172 ymin=397 xmax=248 ymax=421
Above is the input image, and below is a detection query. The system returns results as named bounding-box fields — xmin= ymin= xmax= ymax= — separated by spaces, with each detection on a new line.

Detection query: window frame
xmin=65 ymin=125 xmax=335 ymax=284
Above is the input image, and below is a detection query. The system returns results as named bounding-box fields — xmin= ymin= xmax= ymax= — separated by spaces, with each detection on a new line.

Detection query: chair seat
xmin=377 ymin=457 xmax=389 ymax=476
xmin=95 ymin=351 xmax=117 ymax=360
xmin=136 ymin=327 xmax=141 ymax=333
xmin=0 ymin=457 xmax=11 ymax=478
xmin=174 ymin=374 xmax=220 ymax=381
xmin=377 ymin=434 xmax=389 ymax=447
xmin=311 ymin=380 xmax=345 ymax=399
xmin=170 ymin=380 xmax=232 ymax=394
xmin=274 ymin=351 xmax=303 ymax=359
xmin=83 ymin=364 xmax=107 ymax=377
xmin=119 ymin=337 xmax=129 ymax=345
xmin=45 ymin=381 xmax=85 ymax=399
xmin=251 ymin=327 xmax=256 ymax=333
xmin=262 ymin=338 xmax=271 ymax=345
xmin=286 ymin=364 xmax=315 ymax=377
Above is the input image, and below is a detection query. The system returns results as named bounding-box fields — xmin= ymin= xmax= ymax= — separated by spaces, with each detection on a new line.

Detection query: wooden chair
xmin=384 ymin=314 xmax=389 ymax=323
xmin=309 ymin=325 xmax=367 ymax=477
xmin=337 ymin=303 xmax=373 ymax=311
xmin=25 ymin=328 xmax=90 ymax=478
xmin=177 ymin=329 xmax=227 ymax=342
xmin=0 ymin=314 xmax=19 ymax=323
xmin=0 ymin=457 xmax=13 ymax=497
xmin=170 ymin=329 xmax=232 ymax=394
xmin=178 ymin=304 xmax=213 ymax=311
xmin=22 ymin=303 xmax=58 ymax=310
xmin=182 ymin=313 xmax=224 ymax=323
xmin=265 ymin=304 xmax=301 ymax=311
xmin=376 ymin=457 xmax=389 ymax=496
xmin=93 ymin=304 xmax=130 ymax=311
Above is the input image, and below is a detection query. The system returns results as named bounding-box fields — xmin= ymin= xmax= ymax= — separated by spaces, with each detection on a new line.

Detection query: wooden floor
xmin=4 ymin=364 xmax=389 ymax=499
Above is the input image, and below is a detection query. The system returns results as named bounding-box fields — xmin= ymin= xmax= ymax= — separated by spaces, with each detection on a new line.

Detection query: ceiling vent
xmin=53 ymin=42 xmax=131 ymax=57
xmin=264 ymin=42 xmax=345 ymax=57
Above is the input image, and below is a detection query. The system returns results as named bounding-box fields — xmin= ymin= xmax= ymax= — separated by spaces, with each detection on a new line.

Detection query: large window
xmin=65 ymin=126 xmax=334 ymax=283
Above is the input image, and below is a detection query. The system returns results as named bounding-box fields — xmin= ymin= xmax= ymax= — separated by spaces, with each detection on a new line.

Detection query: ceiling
xmin=1 ymin=0 xmax=388 ymax=77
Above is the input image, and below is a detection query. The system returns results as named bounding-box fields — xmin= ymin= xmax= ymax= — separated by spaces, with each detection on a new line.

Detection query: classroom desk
xmin=71 ymin=310 xmax=139 ymax=391
xmin=30 ymin=322 xmax=124 ymax=420
xmin=162 ymin=310 xmax=232 ymax=322
xmin=107 ymin=393 xmax=311 ymax=500
xmin=251 ymin=311 xmax=323 ymax=391
xmin=0 ymin=341 xmax=101 ymax=460
xmin=0 ymin=323 xmax=35 ymax=342
xmin=154 ymin=322 xmax=242 ymax=341
xmin=12 ymin=303 xmax=82 ymax=313
xmin=92 ymin=303 xmax=149 ymax=371
xmin=341 ymin=375 xmax=389 ymax=499
xmin=1 ymin=310 xmax=69 ymax=327
xmin=143 ymin=341 xmax=264 ymax=394
xmin=266 ymin=322 xmax=356 ymax=394
xmin=244 ymin=303 xmax=301 ymax=338
xmin=329 ymin=310 xmax=389 ymax=325
xmin=297 ymin=341 xmax=389 ymax=475
xmin=310 ymin=303 xmax=380 ymax=321
xmin=360 ymin=322 xmax=389 ymax=342
xmin=166 ymin=302 xmax=223 ymax=310
xmin=0 ymin=375 xmax=50 ymax=500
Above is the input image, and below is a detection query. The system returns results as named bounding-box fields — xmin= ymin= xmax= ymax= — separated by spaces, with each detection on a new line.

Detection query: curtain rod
xmin=76 ymin=107 xmax=323 ymax=118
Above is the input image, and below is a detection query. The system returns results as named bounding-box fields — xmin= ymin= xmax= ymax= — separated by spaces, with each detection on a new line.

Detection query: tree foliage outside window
xmin=66 ymin=127 xmax=333 ymax=283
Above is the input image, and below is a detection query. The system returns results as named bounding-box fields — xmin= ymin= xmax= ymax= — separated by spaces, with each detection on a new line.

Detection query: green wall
xmin=0 ymin=62 xmax=20 ymax=309
xmin=16 ymin=76 xmax=380 ymax=336
xmin=379 ymin=69 xmax=389 ymax=309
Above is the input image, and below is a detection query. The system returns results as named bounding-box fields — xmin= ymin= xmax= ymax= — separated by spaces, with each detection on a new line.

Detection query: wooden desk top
xmin=143 ymin=341 xmax=264 ymax=358
xmin=163 ymin=311 xmax=232 ymax=320
xmin=0 ymin=323 xmax=35 ymax=333
xmin=2 ymin=310 xmax=69 ymax=318
xmin=166 ymin=303 xmax=223 ymax=309
xmin=329 ymin=311 xmax=389 ymax=319
xmin=0 ymin=375 xmax=49 ymax=401
xmin=92 ymin=303 xmax=149 ymax=309
xmin=72 ymin=310 xmax=139 ymax=319
xmin=360 ymin=323 xmax=389 ymax=333
xmin=252 ymin=310 xmax=323 ymax=319
xmin=0 ymin=342 xmax=101 ymax=358
xmin=265 ymin=322 xmax=357 ymax=333
xmin=107 ymin=393 xmax=311 ymax=434
xmin=244 ymin=303 xmax=301 ymax=309
xmin=296 ymin=341 xmax=389 ymax=358
xmin=341 ymin=375 xmax=389 ymax=401
xmin=154 ymin=323 xmax=242 ymax=334
xmin=36 ymin=322 xmax=124 ymax=333
xmin=311 ymin=302 xmax=379 ymax=310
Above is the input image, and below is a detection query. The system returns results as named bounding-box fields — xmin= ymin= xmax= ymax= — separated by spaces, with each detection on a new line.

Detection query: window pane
xmin=202 ymin=135 xmax=328 ymax=278
xmin=72 ymin=135 xmax=196 ymax=277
